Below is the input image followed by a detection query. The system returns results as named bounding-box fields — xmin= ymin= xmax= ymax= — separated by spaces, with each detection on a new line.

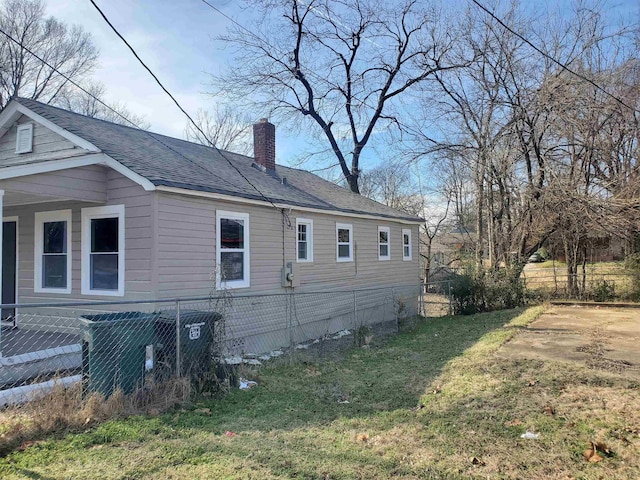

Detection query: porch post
xmin=0 ymin=189 xmax=4 ymax=358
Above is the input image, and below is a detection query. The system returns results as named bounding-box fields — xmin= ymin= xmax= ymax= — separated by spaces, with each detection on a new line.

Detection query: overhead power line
xmin=469 ymin=0 xmax=639 ymax=115
xmin=0 ymin=24 xmax=240 ymax=192
xmin=196 ymin=0 xmax=432 ymax=152
xmin=89 ymin=0 xmax=283 ymax=211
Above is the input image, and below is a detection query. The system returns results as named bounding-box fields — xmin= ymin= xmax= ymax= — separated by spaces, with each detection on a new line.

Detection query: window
xmin=378 ymin=226 xmax=390 ymax=261
xmin=15 ymin=124 xmax=33 ymax=154
xmin=296 ymin=218 xmax=313 ymax=263
xmin=81 ymin=205 xmax=125 ymax=296
xmin=34 ymin=210 xmax=72 ymax=293
xmin=336 ymin=223 xmax=353 ymax=262
xmin=216 ymin=210 xmax=250 ymax=289
xmin=402 ymin=228 xmax=412 ymax=261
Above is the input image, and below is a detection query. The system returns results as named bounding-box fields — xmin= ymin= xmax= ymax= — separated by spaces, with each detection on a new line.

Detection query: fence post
xmin=175 ymin=299 xmax=181 ymax=377
xmin=448 ymin=280 xmax=452 ymax=316
xmin=353 ymin=290 xmax=358 ymax=330
xmin=288 ymin=292 xmax=293 ymax=358
xmin=392 ymin=286 xmax=398 ymax=330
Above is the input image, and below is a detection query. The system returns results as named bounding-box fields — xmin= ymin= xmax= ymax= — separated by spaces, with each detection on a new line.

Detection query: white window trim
xmin=81 ymin=204 xmax=125 ymax=296
xmin=15 ymin=123 xmax=33 ymax=154
xmin=336 ymin=222 xmax=353 ymax=262
xmin=378 ymin=226 xmax=391 ymax=261
xmin=216 ymin=210 xmax=250 ymax=289
xmin=296 ymin=217 xmax=314 ymax=263
xmin=34 ymin=209 xmax=72 ymax=294
xmin=402 ymin=228 xmax=412 ymax=261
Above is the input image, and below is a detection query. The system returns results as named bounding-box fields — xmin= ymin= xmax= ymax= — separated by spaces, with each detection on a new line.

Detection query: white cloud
xmin=45 ymin=0 xmax=233 ymax=138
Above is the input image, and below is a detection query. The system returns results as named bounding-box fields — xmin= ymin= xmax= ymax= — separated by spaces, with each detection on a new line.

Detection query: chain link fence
xmin=0 ymin=284 xmax=437 ymax=406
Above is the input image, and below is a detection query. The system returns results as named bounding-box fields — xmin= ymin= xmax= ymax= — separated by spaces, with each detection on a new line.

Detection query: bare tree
xmin=417 ymin=0 xmax=639 ymax=285
xmin=56 ymin=81 xmax=150 ymax=129
xmin=359 ymin=160 xmax=423 ymax=215
xmin=213 ymin=0 xmax=468 ymax=193
xmin=184 ymin=106 xmax=252 ymax=155
xmin=0 ymin=0 xmax=98 ymax=108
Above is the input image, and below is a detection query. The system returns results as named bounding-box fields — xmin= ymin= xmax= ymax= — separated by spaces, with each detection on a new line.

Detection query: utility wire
xmin=202 ymin=0 xmax=640 ymax=147
xmin=89 ymin=0 xmax=283 ymax=211
xmin=469 ymin=0 xmax=639 ymax=114
xmin=200 ymin=0 xmax=428 ymax=139
xmin=0 ymin=25 xmax=238 ymax=192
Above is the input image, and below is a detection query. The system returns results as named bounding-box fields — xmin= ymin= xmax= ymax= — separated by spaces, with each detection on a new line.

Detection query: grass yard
xmin=1 ymin=306 xmax=639 ymax=479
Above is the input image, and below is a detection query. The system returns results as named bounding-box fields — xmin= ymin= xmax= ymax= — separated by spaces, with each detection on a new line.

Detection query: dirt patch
xmin=498 ymin=305 xmax=640 ymax=379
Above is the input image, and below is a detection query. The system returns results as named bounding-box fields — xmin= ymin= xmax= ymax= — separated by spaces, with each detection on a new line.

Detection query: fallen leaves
xmin=505 ymin=418 xmax=523 ymax=427
xmin=583 ymin=442 xmax=603 ymax=463
xmin=583 ymin=441 xmax=613 ymax=463
xmin=355 ymin=433 xmax=369 ymax=442
xmin=470 ymin=456 xmax=486 ymax=466
xmin=194 ymin=408 xmax=211 ymax=416
xmin=544 ymin=405 xmax=556 ymax=416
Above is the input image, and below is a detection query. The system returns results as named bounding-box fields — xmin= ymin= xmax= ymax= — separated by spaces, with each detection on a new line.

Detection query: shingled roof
xmin=12 ymin=98 xmax=423 ymax=223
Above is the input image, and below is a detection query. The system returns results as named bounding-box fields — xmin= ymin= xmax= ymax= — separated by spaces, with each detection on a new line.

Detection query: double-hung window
xmin=402 ymin=228 xmax=412 ymax=261
xmin=336 ymin=223 xmax=353 ymax=262
xmin=216 ymin=211 xmax=250 ymax=289
xmin=296 ymin=218 xmax=313 ymax=262
xmin=378 ymin=226 xmax=390 ymax=261
xmin=81 ymin=205 xmax=125 ymax=296
xmin=34 ymin=210 xmax=72 ymax=293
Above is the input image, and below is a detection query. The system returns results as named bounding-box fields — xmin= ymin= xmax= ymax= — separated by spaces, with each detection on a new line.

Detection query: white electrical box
xmin=281 ymin=261 xmax=300 ymax=287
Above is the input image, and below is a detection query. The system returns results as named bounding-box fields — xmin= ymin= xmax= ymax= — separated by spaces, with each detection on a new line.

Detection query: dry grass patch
xmin=0 ymin=377 xmax=190 ymax=455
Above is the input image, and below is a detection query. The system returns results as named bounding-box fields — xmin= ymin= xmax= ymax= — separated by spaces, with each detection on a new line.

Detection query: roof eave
xmin=155 ymin=184 xmax=424 ymax=224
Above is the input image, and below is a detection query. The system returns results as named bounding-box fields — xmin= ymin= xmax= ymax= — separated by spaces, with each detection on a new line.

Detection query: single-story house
xmin=0 ymin=98 xmax=422 ymax=355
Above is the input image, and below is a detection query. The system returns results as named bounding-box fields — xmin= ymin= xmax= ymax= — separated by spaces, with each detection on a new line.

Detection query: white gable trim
xmin=0 ymin=153 xmax=156 ymax=191
xmin=156 ymin=185 xmax=423 ymax=225
xmin=101 ymin=156 xmax=156 ymax=191
xmin=0 ymin=101 xmax=100 ymax=152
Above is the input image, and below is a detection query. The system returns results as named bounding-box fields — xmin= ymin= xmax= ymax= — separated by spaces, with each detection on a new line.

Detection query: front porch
xmin=0 ymin=326 xmax=79 ymax=357
xmin=0 ymin=169 xmax=110 ymax=364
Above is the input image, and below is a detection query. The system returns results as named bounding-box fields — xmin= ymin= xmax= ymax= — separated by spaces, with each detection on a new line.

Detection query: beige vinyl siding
xmin=0 ymin=115 xmax=89 ymax=166
xmin=292 ymin=212 xmax=420 ymax=291
xmin=0 ymin=165 xmax=107 ymax=204
xmin=155 ymin=194 xmax=215 ymax=298
xmin=155 ymin=191 xmax=420 ymax=298
xmin=155 ymin=192 xmax=287 ymax=297
xmin=4 ymin=170 xmax=153 ymax=306
xmin=105 ymin=170 xmax=153 ymax=299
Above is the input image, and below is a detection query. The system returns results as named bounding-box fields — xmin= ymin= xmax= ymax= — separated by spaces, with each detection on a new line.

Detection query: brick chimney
xmin=253 ymin=118 xmax=276 ymax=172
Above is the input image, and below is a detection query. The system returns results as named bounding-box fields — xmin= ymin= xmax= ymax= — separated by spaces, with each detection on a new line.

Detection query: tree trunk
xmin=564 ymin=238 xmax=580 ymax=298
xmin=424 ymin=238 xmax=432 ymax=286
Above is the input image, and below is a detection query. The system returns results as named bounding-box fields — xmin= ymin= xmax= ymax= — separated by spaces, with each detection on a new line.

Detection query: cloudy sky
xmin=47 ymin=1 xmax=237 ymax=136
xmin=45 ymin=0 xmax=639 ymax=170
